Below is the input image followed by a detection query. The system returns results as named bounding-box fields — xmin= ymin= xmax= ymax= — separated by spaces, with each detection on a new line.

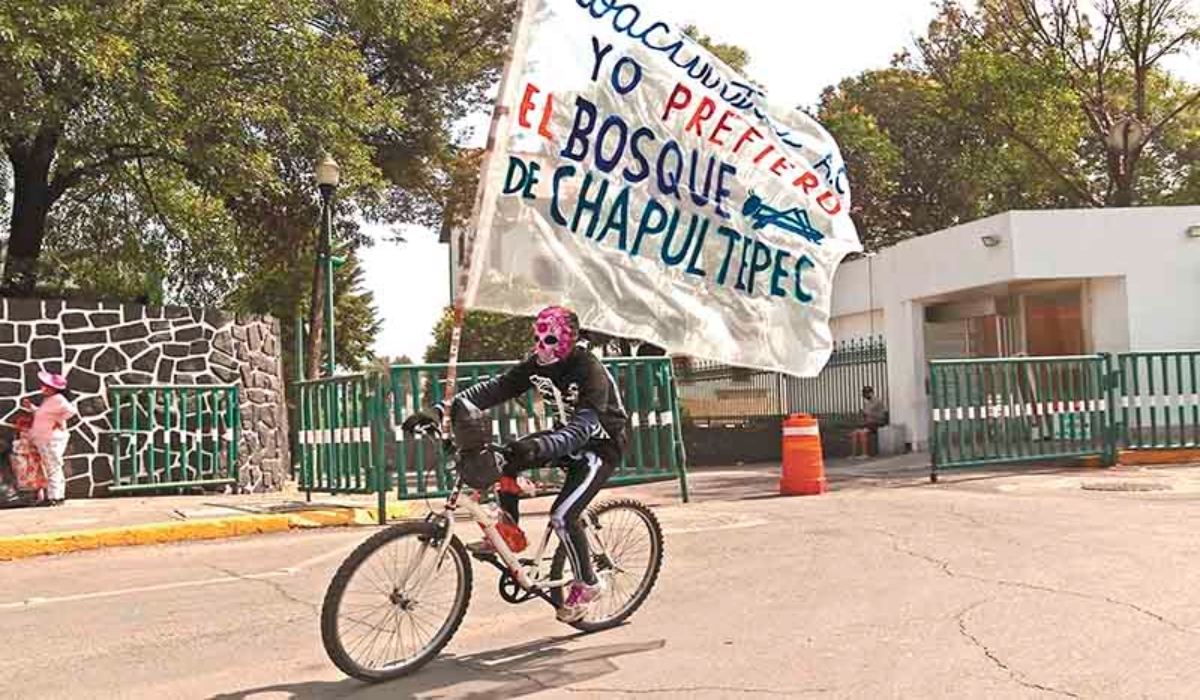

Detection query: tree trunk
xmin=1113 ymin=174 xmax=1134 ymax=207
xmin=306 ymin=247 xmax=325 ymax=380
xmin=1110 ymin=149 xmax=1141 ymax=208
xmin=3 ymin=132 xmax=60 ymax=296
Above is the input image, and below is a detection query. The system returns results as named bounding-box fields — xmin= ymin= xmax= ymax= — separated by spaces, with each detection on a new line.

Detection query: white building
xmin=830 ymin=206 xmax=1200 ymax=450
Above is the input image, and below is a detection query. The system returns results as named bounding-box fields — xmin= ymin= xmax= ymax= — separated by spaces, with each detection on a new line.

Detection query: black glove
xmin=504 ymin=436 xmax=541 ymax=469
xmin=401 ymin=407 xmax=442 ymax=435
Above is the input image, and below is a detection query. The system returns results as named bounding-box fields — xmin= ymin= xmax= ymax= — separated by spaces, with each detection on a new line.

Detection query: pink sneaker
xmin=557 ymin=580 xmax=605 ymax=623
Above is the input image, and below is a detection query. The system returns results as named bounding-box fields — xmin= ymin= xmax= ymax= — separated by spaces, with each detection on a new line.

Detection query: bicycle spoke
xmin=386 ymin=608 xmax=403 ymax=668
xmin=407 ymin=610 xmax=434 ymax=652
xmin=360 ymin=610 xmax=394 ymax=669
xmin=346 ymin=610 xmax=391 ymax=664
xmin=331 ymin=530 xmax=465 ymax=674
xmin=569 ymin=506 xmax=658 ymax=625
xmin=607 ymin=515 xmax=641 ymax=562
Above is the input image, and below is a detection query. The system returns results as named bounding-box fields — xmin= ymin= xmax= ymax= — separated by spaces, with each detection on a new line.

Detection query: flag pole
xmin=442 ymin=0 xmax=533 ymax=424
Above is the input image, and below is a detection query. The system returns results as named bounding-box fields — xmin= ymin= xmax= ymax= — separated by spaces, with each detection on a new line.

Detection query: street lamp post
xmin=315 ymin=155 xmax=340 ymax=378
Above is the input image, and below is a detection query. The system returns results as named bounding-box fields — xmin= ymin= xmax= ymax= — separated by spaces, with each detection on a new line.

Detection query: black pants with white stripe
xmin=499 ymin=437 xmax=622 ymax=586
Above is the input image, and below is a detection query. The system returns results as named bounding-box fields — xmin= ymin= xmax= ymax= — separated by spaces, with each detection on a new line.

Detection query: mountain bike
xmin=320 ymin=405 xmax=665 ymax=682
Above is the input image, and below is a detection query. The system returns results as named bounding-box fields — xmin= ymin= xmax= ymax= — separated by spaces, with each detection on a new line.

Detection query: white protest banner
xmin=461 ymin=0 xmax=863 ymax=376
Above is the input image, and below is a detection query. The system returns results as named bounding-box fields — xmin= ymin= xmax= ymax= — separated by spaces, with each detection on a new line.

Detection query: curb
xmin=1118 ymin=449 xmax=1200 ymax=467
xmin=0 ymin=502 xmax=410 ymax=562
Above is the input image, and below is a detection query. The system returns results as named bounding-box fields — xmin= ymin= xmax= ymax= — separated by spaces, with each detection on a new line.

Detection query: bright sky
xmin=359 ymin=0 xmax=1197 ymax=361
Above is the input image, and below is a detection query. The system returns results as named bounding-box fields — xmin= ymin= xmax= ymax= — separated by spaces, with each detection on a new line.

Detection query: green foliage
xmin=821 ymin=0 xmax=1200 ymax=248
xmin=424 ymin=308 xmax=532 ymax=364
xmin=335 ymin=0 xmax=517 ymax=233
xmin=330 ymin=250 xmax=382 ymax=372
xmin=918 ymin=0 xmax=1200 ymax=207
xmin=1 ymin=0 xmax=516 ymax=375
xmin=682 ymin=25 xmax=751 ymax=74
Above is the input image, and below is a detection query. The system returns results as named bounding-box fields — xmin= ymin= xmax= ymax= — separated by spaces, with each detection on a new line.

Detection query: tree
xmin=329 ymin=0 xmax=517 ymax=234
xmin=683 ymin=25 xmax=751 ymax=74
xmin=1 ymin=0 xmax=517 ymax=384
xmin=0 ymin=0 xmax=388 ymax=295
xmin=819 ymin=0 xmax=1199 ymax=248
xmin=329 ymin=250 xmax=383 ymax=372
xmin=424 ymin=308 xmax=533 ymax=364
xmin=919 ymin=0 xmax=1200 ymax=206
xmin=818 ymin=67 xmax=1087 ymax=249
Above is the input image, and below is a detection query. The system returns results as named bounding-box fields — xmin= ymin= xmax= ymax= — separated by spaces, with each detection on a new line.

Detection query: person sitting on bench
xmin=851 ymin=386 xmax=888 ymax=459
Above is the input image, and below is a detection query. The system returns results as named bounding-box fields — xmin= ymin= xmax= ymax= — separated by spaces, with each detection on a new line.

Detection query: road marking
xmin=1 ymin=518 xmax=766 ymax=612
xmin=0 ymin=571 xmax=294 ymax=611
xmin=663 ymin=519 xmax=768 ymax=536
xmin=0 ymin=541 xmax=358 ymax=613
xmin=278 ymin=542 xmax=359 ymax=574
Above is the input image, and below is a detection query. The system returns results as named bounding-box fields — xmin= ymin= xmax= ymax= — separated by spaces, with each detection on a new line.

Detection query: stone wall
xmin=0 ymin=298 xmax=289 ymax=497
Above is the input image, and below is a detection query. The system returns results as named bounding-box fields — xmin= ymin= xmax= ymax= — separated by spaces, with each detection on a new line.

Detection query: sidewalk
xmin=0 ymin=486 xmax=408 ymax=561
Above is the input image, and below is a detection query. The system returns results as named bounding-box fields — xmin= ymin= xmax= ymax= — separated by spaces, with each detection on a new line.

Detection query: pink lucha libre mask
xmin=533 ymin=307 xmax=576 ymax=366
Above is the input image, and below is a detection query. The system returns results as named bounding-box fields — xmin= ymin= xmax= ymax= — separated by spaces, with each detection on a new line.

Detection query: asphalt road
xmin=6 ymin=465 xmax=1200 ymax=699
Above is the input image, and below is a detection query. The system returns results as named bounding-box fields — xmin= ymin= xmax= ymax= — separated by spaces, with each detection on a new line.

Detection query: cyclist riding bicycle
xmin=403 ymin=306 xmax=629 ymax=623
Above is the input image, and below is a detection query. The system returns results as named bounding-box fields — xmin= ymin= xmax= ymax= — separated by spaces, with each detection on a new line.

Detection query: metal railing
xmin=929 ymin=351 xmax=1200 ymax=478
xmin=109 ymin=385 xmax=241 ymax=493
xmin=388 ymin=358 xmax=687 ymax=501
xmin=677 ymin=337 xmax=887 ymax=423
xmin=929 ymin=356 xmax=1115 ymax=478
xmin=292 ymin=357 xmax=688 ymax=508
xmin=786 ymin=338 xmax=888 ymax=417
xmin=294 ymin=374 xmax=387 ymax=495
xmin=1116 ymin=351 xmax=1200 ymax=450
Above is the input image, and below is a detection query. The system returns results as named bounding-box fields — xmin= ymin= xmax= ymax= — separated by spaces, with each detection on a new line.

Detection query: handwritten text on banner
xmin=463 ymin=0 xmax=863 ymax=376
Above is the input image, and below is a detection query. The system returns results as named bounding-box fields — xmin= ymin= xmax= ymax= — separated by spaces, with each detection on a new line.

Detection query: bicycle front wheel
xmin=550 ymin=498 xmax=664 ymax=632
xmin=321 ymin=521 xmax=472 ymax=681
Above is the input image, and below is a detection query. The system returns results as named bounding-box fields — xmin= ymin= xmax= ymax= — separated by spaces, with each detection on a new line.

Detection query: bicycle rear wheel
xmin=550 ymin=498 xmax=664 ymax=632
xmin=321 ymin=521 xmax=472 ymax=681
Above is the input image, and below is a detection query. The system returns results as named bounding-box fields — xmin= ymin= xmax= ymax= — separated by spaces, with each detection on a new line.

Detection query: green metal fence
xmin=929 ymin=355 xmax=1116 ymax=479
xmin=785 ymin=337 xmax=889 ymax=418
xmin=930 ymin=351 xmax=1200 ymax=478
xmin=292 ymin=357 xmax=688 ymax=508
xmin=388 ymin=357 xmax=687 ymax=501
xmin=109 ymin=385 xmax=241 ymax=493
xmin=1116 ymin=351 xmax=1200 ymax=450
xmin=294 ymin=373 xmax=388 ymax=496
xmin=676 ymin=337 xmax=887 ymax=423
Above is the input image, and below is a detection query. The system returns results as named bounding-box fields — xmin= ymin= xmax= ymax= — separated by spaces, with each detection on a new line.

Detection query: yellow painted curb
xmin=0 ymin=502 xmax=411 ymax=562
xmin=1118 ymin=449 xmax=1200 ymax=466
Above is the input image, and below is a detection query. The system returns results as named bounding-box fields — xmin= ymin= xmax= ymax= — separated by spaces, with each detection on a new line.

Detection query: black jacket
xmin=452 ymin=347 xmax=628 ymax=462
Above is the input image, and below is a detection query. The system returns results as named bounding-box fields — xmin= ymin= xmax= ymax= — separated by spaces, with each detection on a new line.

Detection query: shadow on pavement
xmin=207 ymin=634 xmax=666 ymax=700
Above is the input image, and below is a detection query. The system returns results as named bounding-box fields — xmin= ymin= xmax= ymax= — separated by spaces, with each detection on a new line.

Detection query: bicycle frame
xmin=440 ymin=481 xmax=575 ymax=593
xmin=404 ymin=425 xmax=599 ymax=604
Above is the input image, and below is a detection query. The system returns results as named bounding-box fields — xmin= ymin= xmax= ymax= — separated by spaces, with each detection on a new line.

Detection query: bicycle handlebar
xmin=407 ymin=422 xmax=509 ymax=459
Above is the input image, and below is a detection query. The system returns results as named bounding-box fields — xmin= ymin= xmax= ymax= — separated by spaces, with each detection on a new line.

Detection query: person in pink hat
xmin=22 ymin=371 xmax=78 ymax=506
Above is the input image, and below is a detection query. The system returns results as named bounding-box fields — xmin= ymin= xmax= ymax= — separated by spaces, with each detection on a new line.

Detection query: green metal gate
xmin=930 ymin=351 xmax=1200 ymax=479
xmin=929 ymin=355 xmax=1116 ymax=479
xmin=1116 ymin=351 xmax=1200 ymax=450
xmin=292 ymin=357 xmax=689 ymax=511
xmin=293 ymin=372 xmax=390 ymax=524
xmin=388 ymin=358 xmax=687 ymax=501
xmin=108 ymin=385 xmax=241 ymax=493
